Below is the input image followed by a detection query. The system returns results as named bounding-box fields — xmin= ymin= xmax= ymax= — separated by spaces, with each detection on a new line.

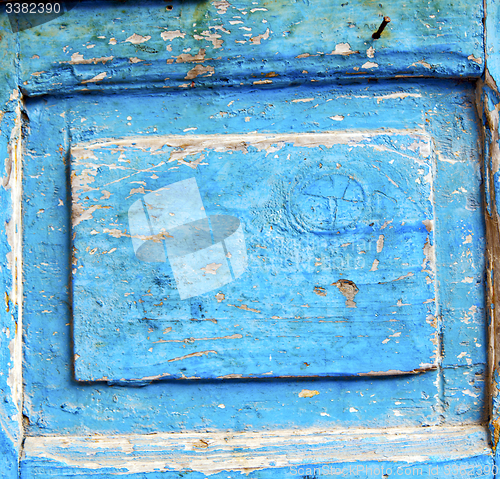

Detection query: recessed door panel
xmin=71 ymin=131 xmax=437 ymax=381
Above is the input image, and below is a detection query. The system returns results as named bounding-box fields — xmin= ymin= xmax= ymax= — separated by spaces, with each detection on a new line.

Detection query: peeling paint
xmin=299 ymin=389 xmax=319 ymax=398
xmin=125 ymin=33 xmax=152 ymax=44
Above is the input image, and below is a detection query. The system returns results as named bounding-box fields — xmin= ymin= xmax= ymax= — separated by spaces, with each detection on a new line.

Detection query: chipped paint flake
xmin=250 ymin=28 xmax=270 ymax=45
xmin=333 ymin=279 xmax=359 ymax=308
xmin=376 ymin=235 xmax=385 ymax=253
xmin=176 ymin=49 xmax=206 ymax=63
xmin=228 ymin=304 xmax=261 ymax=313
xmin=125 ymin=33 xmax=152 ymax=44
xmin=81 ymin=72 xmax=107 ymax=84
xmin=411 ymin=60 xmax=432 ymax=69
xmin=361 ymin=61 xmax=379 ymax=69
xmin=66 ymin=53 xmax=114 ymax=65
xmin=329 ymin=43 xmax=358 ymax=56
xmin=370 ymin=259 xmax=379 ymax=271
xmin=161 ymin=30 xmax=186 ymax=41
xmin=185 ymin=64 xmax=215 ymax=80
xmin=201 ymin=263 xmax=222 ymax=275
xmin=212 ymin=0 xmax=230 ymax=14
xmin=298 ymin=389 xmax=319 ymax=398
xmin=167 ymin=350 xmax=218 ymax=362
xmin=467 ymin=54 xmax=482 ymax=64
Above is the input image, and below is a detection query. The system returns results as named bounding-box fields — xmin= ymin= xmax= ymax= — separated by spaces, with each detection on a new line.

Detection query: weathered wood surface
xmin=21 ymin=425 xmax=493 ymax=477
xmin=0 ymin=0 xmax=494 ymax=476
xmin=20 ymin=81 xmax=486 ymax=443
xmin=481 ymin=0 xmax=500 ymax=460
xmin=0 ymin=12 xmax=23 ymax=479
xmin=71 ymin=126 xmax=437 ymax=381
xmin=16 ymin=0 xmax=484 ymax=95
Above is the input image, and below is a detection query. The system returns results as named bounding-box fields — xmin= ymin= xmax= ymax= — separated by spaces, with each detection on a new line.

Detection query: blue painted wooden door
xmin=0 ymin=1 xmax=497 ymax=477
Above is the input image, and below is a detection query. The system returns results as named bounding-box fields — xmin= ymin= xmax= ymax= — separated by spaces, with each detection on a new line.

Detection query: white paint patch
xmin=22 ymin=426 xmax=489 ymax=475
xmin=72 ymin=130 xmax=431 ymax=172
xmin=411 ymin=60 xmax=432 ymax=69
xmin=361 ymin=62 xmax=378 ymax=69
xmin=376 ymin=235 xmax=384 ymax=253
xmin=366 ymin=46 xmax=375 ymax=58
xmin=467 ymin=54 xmax=482 ymax=64
xmin=375 ymin=92 xmax=422 ymax=104
xmin=329 ymin=115 xmax=344 ymax=121
xmin=125 ymin=33 xmax=152 ymax=44
xmin=250 ymin=28 xmax=270 ymax=45
xmin=329 ymin=43 xmax=358 ymax=56
xmin=161 ymin=30 xmax=186 ymax=41
xmin=461 ymin=277 xmax=474 ymax=283
xmin=81 ymin=72 xmax=107 ymax=84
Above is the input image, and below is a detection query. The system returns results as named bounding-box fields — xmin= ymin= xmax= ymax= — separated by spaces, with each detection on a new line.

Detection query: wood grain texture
xmin=21 ymin=425 xmax=493 ymax=477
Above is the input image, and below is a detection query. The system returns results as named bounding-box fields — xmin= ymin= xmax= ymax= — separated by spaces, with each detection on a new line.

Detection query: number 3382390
xmin=5 ymin=3 xmax=61 ymax=14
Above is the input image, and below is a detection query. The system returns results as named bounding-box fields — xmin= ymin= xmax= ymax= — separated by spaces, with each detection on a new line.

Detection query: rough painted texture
xmin=481 ymin=0 xmax=500 ymax=463
xmin=0 ymin=0 xmax=493 ymax=476
xmin=0 ymin=14 xmax=22 ymax=479
xmin=16 ymin=0 xmax=484 ymax=95
xmin=20 ymin=425 xmax=493 ymax=477
xmin=21 ymin=82 xmax=486 ymax=449
xmin=71 ymin=129 xmax=437 ymax=382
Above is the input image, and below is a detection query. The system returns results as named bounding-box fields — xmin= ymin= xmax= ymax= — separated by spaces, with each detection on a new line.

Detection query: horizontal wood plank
xmin=21 ymin=425 xmax=493 ymax=476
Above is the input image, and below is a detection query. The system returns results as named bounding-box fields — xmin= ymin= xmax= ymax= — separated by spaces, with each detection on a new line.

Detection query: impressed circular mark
xmin=290 ymin=173 xmax=365 ymax=233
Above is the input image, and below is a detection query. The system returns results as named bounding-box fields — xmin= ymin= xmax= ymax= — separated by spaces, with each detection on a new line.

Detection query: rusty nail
xmin=372 ymin=16 xmax=391 ymax=39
